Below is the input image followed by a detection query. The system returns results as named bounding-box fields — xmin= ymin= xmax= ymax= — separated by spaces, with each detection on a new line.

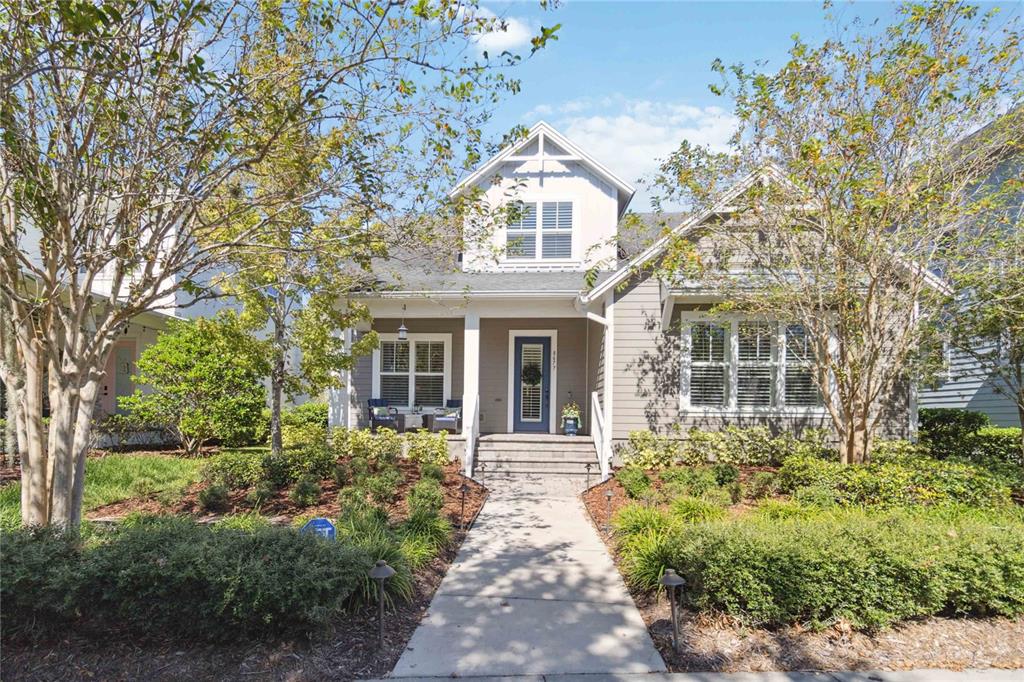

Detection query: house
xmin=328 ymin=122 xmax=914 ymax=478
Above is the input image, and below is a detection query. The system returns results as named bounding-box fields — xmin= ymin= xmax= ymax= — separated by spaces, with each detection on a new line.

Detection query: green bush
xmin=203 ymin=450 xmax=265 ymax=489
xmin=670 ymin=496 xmax=726 ymax=523
xmin=616 ymin=466 xmax=652 ymax=499
xmin=408 ymin=478 xmax=444 ymax=518
xmin=681 ymin=426 xmax=833 ymax=467
xmin=778 ymin=454 xmax=1012 ymax=507
xmin=198 ymin=484 xmax=230 ymax=512
xmin=245 ymin=480 xmax=276 ymax=506
xmin=620 ymin=507 xmax=1024 ymax=630
xmin=920 ymin=408 xmax=990 ymax=454
xmin=659 ymin=466 xmax=717 ymax=497
xmin=406 ymin=430 xmax=449 ymax=466
xmin=336 ymin=511 xmax=413 ymax=606
xmin=289 ymin=476 xmax=322 ymax=507
xmin=619 ymin=431 xmax=679 ymax=469
xmin=793 ymin=484 xmax=837 ymax=508
xmin=747 ymin=471 xmax=780 ymax=499
xmin=754 ymin=499 xmax=815 ymax=520
xmin=214 ymin=512 xmax=272 ymax=532
xmin=401 ymin=511 xmax=452 ymax=552
xmin=366 ymin=468 xmax=403 ymax=505
xmin=612 ymin=504 xmax=673 ymax=540
xmin=968 ymin=427 xmax=1023 ymax=467
xmin=711 ymin=463 xmax=740 ymax=485
xmin=420 ymin=461 xmax=445 ymax=482
xmin=283 ymin=402 xmax=329 ymax=429
xmin=337 ymin=486 xmax=371 ymax=516
xmin=0 ymin=527 xmax=80 ymax=638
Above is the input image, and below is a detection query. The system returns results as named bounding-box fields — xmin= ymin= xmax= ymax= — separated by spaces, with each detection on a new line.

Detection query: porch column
xmin=462 ymin=311 xmax=480 ymax=476
xmin=327 ymin=327 xmax=353 ymax=430
xmin=602 ymin=292 xmax=615 ymax=479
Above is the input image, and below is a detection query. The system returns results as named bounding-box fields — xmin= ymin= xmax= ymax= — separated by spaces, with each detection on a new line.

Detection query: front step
xmin=472 ymin=434 xmax=599 ymax=480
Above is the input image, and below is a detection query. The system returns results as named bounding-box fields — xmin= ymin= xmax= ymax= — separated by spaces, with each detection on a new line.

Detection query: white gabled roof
xmin=579 ymin=163 xmax=949 ymax=305
xmin=450 ymin=121 xmax=636 ymax=217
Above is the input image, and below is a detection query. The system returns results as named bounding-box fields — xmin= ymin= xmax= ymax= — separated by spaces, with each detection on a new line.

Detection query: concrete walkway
xmin=374 ymin=670 xmax=1022 ymax=681
xmin=388 ymin=480 xmax=666 ymax=678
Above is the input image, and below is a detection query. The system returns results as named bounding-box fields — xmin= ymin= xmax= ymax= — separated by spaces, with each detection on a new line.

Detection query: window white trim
xmin=506 ymin=329 xmax=559 ymax=433
xmin=501 ymin=196 xmax=580 ymax=265
xmin=678 ymin=315 xmax=827 ymax=416
xmin=371 ymin=333 xmax=452 ymax=411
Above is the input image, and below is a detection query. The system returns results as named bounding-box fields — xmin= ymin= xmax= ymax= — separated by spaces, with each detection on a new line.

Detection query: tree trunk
xmin=269 ymin=295 xmax=286 ymax=457
xmin=3 ymin=329 xmax=17 ymax=467
xmin=69 ymin=377 xmax=100 ymax=528
xmin=21 ymin=345 xmax=48 ymax=526
xmin=47 ymin=378 xmax=77 ymax=527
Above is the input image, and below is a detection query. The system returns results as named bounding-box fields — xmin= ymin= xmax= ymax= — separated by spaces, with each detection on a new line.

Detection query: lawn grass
xmin=0 ymin=453 xmax=203 ymax=529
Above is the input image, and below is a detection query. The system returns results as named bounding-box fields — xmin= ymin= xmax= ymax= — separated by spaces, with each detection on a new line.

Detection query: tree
xmin=652 ymin=0 xmax=1023 ymax=464
xmin=0 ymin=0 xmax=559 ymax=526
xmin=943 ymin=171 xmax=1024 ymax=445
xmin=120 ymin=314 xmax=268 ymax=456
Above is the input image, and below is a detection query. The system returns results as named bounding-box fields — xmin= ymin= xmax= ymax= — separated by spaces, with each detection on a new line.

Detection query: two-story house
xmin=329 ymin=122 xmax=914 ymax=478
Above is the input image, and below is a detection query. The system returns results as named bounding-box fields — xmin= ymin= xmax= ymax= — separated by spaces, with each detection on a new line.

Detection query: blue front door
xmin=513 ymin=337 xmax=551 ymax=433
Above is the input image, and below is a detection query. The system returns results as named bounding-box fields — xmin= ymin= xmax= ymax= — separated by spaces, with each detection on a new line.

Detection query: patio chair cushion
xmin=371 ymin=406 xmax=393 ymax=419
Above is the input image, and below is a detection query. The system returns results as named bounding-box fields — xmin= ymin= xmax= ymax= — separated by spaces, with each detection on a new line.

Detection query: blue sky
xmin=471 ymin=1 xmax=1012 ymax=209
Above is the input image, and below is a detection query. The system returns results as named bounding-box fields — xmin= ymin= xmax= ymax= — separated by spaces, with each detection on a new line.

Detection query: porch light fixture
xmin=397 ymin=305 xmax=408 ymax=341
xmin=660 ymin=569 xmax=686 ymax=653
xmin=369 ymin=559 xmax=396 ymax=649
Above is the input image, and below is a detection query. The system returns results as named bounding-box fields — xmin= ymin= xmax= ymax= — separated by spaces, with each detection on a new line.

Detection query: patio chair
xmin=367 ymin=399 xmax=399 ymax=433
xmin=431 ymin=399 xmax=462 ymax=433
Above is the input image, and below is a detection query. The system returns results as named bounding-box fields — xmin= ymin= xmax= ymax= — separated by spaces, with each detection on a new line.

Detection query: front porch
xmin=331 ymin=298 xmax=615 ymax=477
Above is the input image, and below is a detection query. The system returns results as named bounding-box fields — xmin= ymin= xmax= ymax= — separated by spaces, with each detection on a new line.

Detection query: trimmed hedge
xmin=619 ymin=426 xmax=831 ymax=469
xmin=1 ymin=519 xmax=377 ymax=640
xmin=617 ymin=507 xmax=1024 ymax=630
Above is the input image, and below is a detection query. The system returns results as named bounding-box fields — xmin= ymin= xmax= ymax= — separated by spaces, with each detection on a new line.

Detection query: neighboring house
xmin=328 ymin=122 xmax=915 ymax=477
xmin=918 ymin=143 xmax=1023 ymax=428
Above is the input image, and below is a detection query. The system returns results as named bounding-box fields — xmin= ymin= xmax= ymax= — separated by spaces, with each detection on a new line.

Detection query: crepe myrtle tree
xmin=649 ymin=0 xmax=1023 ymax=464
xmin=0 ymin=0 xmax=560 ymax=527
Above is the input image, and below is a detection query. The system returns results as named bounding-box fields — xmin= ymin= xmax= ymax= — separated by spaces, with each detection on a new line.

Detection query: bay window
xmin=680 ymin=318 xmax=824 ymax=411
xmin=373 ymin=334 xmax=451 ymax=409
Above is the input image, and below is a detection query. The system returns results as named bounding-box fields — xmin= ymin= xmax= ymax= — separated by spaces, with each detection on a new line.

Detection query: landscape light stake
xmin=369 ymin=560 xmax=396 ymax=649
xmin=604 ymin=489 xmax=613 ymax=534
xmin=459 ymin=482 xmax=469 ymax=529
xmin=660 ymin=569 xmax=686 ymax=654
xmin=478 ymin=461 xmax=486 ymax=485
xmin=585 ymin=462 xmax=592 ymax=490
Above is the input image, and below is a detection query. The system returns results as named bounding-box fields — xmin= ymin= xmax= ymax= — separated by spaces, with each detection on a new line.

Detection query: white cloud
xmin=523 ymin=96 xmax=738 ymax=211
xmin=472 ymin=7 xmax=534 ymax=55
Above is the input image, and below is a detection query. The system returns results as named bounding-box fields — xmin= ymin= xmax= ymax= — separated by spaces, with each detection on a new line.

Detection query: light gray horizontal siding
xmin=919 ymin=350 xmax=1021 ymax=427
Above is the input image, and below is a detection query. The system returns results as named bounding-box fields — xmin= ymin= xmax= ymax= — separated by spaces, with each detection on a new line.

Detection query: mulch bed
xmin=3 ymin=461 xmax=488 ymax=681
xmin=582 ymin=474 xmax=1024 ymax=672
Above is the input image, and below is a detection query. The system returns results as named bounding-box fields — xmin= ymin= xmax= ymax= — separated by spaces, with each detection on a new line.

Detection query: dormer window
xmin=506 ymin=201 xmax=573 ymax=261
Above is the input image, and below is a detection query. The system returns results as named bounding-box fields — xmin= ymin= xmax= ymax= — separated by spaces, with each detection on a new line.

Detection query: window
xmin=681 ymin=319 xmax=823 ymax=411
xmin=505 ymin=200 xmax=573 ymax=260
xmin=506 ymin=202 xmax=537 ymax=259
xmin=689 ymin=322 xmax=728 ymax=406
xmin=374 ymin=335 xmax=451 ymax=409
xmin=784 ymin=324 xmax=820 ymax=406
xmin=737 ymin=321 xmax=773 ymax=406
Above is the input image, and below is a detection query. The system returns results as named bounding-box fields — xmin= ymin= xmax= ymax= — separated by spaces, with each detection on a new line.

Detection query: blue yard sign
xmin=301 ymin=517 xmax=336 ymax=541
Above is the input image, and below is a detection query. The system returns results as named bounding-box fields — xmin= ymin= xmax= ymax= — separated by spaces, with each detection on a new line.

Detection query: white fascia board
xmin=449 ymin=121 xmax=635 ymax=215
xmin=365 ymin=289 xmax=580 ymax=299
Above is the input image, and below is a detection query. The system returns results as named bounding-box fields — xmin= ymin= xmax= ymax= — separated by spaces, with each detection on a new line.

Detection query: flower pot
xmin=562 ymin=417 xmax=579 ymax=436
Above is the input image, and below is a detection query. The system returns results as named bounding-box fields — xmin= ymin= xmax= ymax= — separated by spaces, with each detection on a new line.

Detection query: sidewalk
xmin=388 ymin=481 xmax=666 ymax=677
xmin=375 ymin=668 xmax=1022 ymax=681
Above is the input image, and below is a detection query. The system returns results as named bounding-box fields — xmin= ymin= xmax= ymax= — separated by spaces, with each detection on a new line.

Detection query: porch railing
xmin=591 ymin=391 xmax=609 ymax=480
xmin=463 ymin=393 xmax=479 ymax=477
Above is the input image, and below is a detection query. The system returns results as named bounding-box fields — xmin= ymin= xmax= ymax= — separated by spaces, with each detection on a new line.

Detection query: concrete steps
xmin=473 ymin=434 xmax=599 ymax=480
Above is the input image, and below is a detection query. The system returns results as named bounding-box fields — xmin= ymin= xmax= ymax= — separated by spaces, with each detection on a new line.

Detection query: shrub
xmin=332 ymin=462 xmax=351 ymax=487
xmin=612 ymin=504 xmax=672 ymax=540
xmin=793 ymin=484 xmax=837 ymax=508
xmin=616 ymin=466 xmax=651 ymax=499
xmin=282 ymin=423 xmax=326 ymax=450
xmin=620 ymin=508 xmax=1024 ymax=630
xmin=711 ymin=463 xmax=739 ymax=485
xmin=399 ymin=533 xmax=436 ymax=570
xmin=198 ymin=484 xmax=230 ymax=512
xmin=620 ymin=431 xmax=679 ymax=469
xmin=282 ymin=402 xmax=329 ymax=429
xmin=679 ymin=429 xmax=729 ymax=465
xmin=401 ymin=512 xmax=452 ymax=552
xmin=214 ymin=512 xmax=272 ymax=532
xmin=0 ymin=527 xmax=80 ymax=638
xmin=747 ymin=471 xmax=779 ymax=499
xmin=337 ymin=486 xmax=371 ymax=517
xmin=245 ymin=480 xmax=276 ymax=506
xmin=76 ymin=520 xmax=371 ymax=638
xmin=369 ymin=428 xmax=403 ymax=468
xmin=420 ymin=461 xmax=445 ymax=482
xmin=336 ymin=514 xmax=413 ymax=606
xmin=754 ymin=499 xmax=814 ymax=520
xmin=920 ymin=408 xmax=990 ymax=446
xmin=289 ymin=476 xmax=322 ymax=508
xmin=670 ymin=496 xmax=726 ymax=523
xmin=203 ymin=450 xmax=265 ymax=489
xmin=366 ymin=468 xmax=403 ymax=505
xmin=727 ymin=481 xmax=743 ymax=504
xmin=968 ymin=427 xmax=1023 ymax=467
xmin=406 ymin=430 xmax=449 ymax=466
xmin=701 ymin=487 xmax=734 ymax=507
xmin=778 ymin=455 xmax=1012 ymax=507
xmin=408 ymin=478 xmax=444 ymax=518
xmin=659 ymin=466 xmax=717 ymax=497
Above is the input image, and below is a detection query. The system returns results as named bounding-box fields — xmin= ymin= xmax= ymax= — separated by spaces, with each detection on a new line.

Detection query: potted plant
xmin=561 ymin=400 xmax=581 ymax=436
